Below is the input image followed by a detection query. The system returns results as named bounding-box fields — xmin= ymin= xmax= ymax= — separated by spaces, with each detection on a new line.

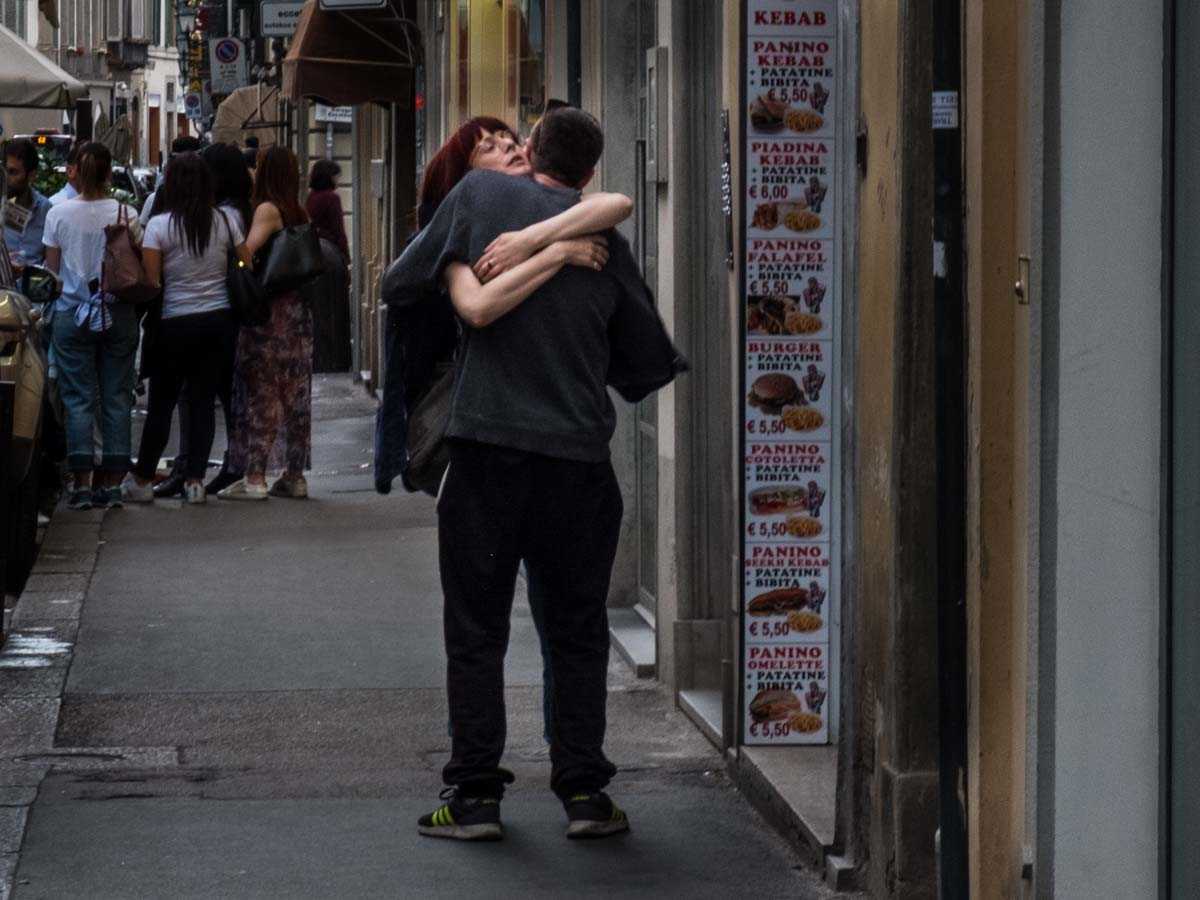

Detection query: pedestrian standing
xmin=121 ymin=153 xmax=249 ymax=506
xmin=4 ymin=138 xmax=52 ymax=270
xmin=305 ymin=159 xmax=351 ymax=372
xmin=219 ymin=145 xmax=314 ymax=501
xmin=42 ymin=142 xmax=143 ymax=510
xmin=48 ymin=142 xmax=81 ymax=206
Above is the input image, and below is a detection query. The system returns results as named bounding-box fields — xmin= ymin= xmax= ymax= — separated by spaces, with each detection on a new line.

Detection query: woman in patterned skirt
xmin=219 ymin=146 xmax=313 ymax=501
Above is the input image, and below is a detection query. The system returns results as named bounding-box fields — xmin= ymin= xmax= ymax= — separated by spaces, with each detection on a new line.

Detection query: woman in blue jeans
xmin=42 ymin=142 xmax=143 ymax=510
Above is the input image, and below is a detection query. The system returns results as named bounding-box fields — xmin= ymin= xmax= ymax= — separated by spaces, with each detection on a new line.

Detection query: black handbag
xmin=218 ymin=209 xmax=270 ymax=326
xmin=404 ymin=360 xmax=455 ymax=496
xmin=258 ymin=223 xmax=326 ymax=296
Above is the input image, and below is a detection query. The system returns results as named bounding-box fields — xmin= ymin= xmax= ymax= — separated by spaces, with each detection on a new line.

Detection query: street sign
xmin=318 ymin=0 xmax=386 ymax=9
xmin=183 ymin=92 xmax=203 ymax=121
xmin=260 ymin=0 xmax=305 ymax=37
xmin=314 ymin=104 xmax=352 ymax=124
xmin=208 ymin=37 xmax=247 ymax=94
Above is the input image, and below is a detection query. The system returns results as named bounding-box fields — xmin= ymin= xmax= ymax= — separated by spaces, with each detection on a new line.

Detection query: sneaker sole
xmin=417 ymin=823 xmax=504 ymax=842
xmin=566 ymin=818 xmax=630 ymax=839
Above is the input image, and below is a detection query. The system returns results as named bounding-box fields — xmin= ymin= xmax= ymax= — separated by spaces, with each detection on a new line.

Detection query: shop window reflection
xmin=506 ymin=0 xmax=545 ymax=138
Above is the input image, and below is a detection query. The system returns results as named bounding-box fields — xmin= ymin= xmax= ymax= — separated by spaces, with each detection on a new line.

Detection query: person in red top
xmin=304 ymin=158 xmax=352 ymax=371
xmin=304 ymin=159 xmax=349 ymax=260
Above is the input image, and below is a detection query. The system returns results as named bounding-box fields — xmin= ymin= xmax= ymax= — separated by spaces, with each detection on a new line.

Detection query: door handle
xmin=1014 ymin=255 xmax=1032 ymax=306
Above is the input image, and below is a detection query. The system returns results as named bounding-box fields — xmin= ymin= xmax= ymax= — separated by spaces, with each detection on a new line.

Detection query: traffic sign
xmin=209 ymin=37 xmax=247 ymax=94
xmin=183 ymin=92 xmax=203 ymax=121
xmin=260 ymin=0 xmax=305 ymax=37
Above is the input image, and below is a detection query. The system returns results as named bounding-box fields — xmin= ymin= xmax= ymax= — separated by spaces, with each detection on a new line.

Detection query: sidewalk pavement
xmin=0 ymin=375 xmax=841 ymax=899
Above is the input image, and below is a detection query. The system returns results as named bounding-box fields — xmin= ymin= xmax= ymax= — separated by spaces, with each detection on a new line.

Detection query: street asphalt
xmin=1 ymin=375 xmax=838 ymax=899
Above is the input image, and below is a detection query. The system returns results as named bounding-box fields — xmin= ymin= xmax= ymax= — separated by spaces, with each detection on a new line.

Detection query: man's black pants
xmin=438 ymin=438 xmax=621 ymax=800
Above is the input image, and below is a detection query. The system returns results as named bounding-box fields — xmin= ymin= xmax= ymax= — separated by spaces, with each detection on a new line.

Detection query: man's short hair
xmin=65 ymin=141 xmax=83 ymax=166
xmin=171 ymin=135 xmax=202 ymax=155
xmin=245 ymin=136 xmax=260 ymax=149
xmin=4 ymin=139 xmax=39 ymax=174
xmin=529 ymin=107 xmax=603 ymax=189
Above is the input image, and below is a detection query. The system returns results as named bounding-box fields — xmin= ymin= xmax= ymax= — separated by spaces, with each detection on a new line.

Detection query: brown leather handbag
xmin=101 ymin=203 xmax=157 ymax=305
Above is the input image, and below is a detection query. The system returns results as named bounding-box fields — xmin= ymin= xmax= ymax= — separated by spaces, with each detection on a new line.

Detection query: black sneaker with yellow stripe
xmin=417 ymin=788 xmax=503 ymax=841
xmin=562 ymin=791 xmax=630 ymax=839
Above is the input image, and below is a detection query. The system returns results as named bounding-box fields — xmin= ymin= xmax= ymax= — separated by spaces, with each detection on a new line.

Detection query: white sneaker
xmin=121 ymin=477 xmax=155 ymax=504
xmin=268 ymin=475 xmax=308 ymax=499
xmin=184 ymin=482 xmax=207 ymax=505
xmin=217 ymin=478 xmax=269 ymax=501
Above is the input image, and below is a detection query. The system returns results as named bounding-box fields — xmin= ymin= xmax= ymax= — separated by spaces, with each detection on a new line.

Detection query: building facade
xmin=286 ymin=0 xmax=1195 ymax=896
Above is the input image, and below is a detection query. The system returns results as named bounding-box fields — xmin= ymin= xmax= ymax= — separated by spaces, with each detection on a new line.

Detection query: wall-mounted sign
xmin=183 ymin=92 xmax=203 ymax=121
xmin=260 ymin=0 xmax=306 ymax=37
xmin=314 ymin=104 xmax=353 ymax=124
xmin=208 ymin=37 xmax=247 ymax=95
xmin=741 ymin=0 xmax=840 ymax=747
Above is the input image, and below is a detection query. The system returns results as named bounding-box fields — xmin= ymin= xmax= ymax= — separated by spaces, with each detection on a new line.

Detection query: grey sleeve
xmin=381 ymin=189 xmax=474 ymax=306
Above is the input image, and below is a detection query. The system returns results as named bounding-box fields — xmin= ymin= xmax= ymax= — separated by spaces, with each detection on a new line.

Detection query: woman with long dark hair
xmin=121 ymin=153 xmax=251 ymax=505
xmin=42 ymin=142 xmax=144 ymax=510
xmin=202 ymin=142 xmax=254 ymax=493
xmin=219 ymin=145 xmax=314 ymax=501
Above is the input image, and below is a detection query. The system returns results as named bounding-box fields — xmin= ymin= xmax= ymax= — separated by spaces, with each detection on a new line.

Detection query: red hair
xmin=252 ymin=145 xmax=308 ymax=228
xmin=419 ymin=116 xmax=517 ymax=217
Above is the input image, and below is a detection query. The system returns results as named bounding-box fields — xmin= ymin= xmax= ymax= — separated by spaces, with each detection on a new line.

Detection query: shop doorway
xmin=148 ymin=105 xmax=161 ymax=167
xmin=633 ymin=0 xmax=659 ymax=629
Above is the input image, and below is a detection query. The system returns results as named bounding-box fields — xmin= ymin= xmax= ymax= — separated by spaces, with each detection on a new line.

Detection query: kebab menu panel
xmin=742 ymin=1 xmax=839 ymax=746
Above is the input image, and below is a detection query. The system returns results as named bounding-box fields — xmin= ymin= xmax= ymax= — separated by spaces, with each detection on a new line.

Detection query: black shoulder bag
xmin=218 ymin=209 xmax=270 ymax=327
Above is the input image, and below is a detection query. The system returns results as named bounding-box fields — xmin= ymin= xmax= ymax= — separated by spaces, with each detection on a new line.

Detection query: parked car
xmin=111 ymin=165 xmax=148 ymax=209
xmin=0 ymin=174 xmax=58 ymax=595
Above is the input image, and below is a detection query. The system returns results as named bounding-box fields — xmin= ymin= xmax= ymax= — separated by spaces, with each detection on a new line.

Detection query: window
xmin=456 ymin=0 xmax=469 ymax=118
xmin=505 ymin=0 xmax=545 ymax=138
xmin=166 ymin=81 xmax=174 ymax=103
xmin=106 ymin=0 xmax=121 ymax=41
xmin=2 ymin=0 xmax=28 ymax=37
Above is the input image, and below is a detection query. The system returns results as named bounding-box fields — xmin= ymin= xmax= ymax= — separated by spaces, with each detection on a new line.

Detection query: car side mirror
xmin=21 ymin=265 xmax=61 ymax=305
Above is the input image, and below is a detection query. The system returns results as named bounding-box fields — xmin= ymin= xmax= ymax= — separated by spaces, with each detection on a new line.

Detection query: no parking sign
xmin=208 ymin=37 xmax=247 ymax=94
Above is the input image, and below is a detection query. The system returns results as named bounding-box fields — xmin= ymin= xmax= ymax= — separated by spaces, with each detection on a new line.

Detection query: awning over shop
xmin=282 ymin=0 xmax=415 ymax=107
xmin=0 ymin=23 xmax=85 ymax=109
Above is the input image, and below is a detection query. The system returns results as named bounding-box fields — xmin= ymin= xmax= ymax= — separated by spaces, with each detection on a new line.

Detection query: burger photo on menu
xmin=749 ymin=688 xmax=804 ymax=723
xmin=748 ymin=373 xmax=802 ymax=415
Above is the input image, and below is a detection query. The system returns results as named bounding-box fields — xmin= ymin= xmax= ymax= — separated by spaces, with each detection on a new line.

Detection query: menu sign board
xmin=742 ymin=1 xmax=839 ymax=745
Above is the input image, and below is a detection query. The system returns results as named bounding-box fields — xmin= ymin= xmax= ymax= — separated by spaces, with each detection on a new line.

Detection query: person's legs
xmin=95 ymin=305 xmax=139 ymax=486
xmin=523 ymin=561 xmax=554 ymax=744
xmin=172 ymin=384 xmax=192 ymax=476
xmin=131 ymin=351 xmax=185 ymax=483
xmin=179 ymin=314 xmax=232 ymax=482
xmin=51 ymin=311 xmax=99 ymax=487
xmin=525 ymin=455 xmax=622 ymax=802
xmin=438 ymin=440 xmax=529 ymax=798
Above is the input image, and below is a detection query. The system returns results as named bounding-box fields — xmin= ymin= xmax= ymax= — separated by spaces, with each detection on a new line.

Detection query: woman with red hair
xmin=416 ymin=115 xmax=632 ymax=268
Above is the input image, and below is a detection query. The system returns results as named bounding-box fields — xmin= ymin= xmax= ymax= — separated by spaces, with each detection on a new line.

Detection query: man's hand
xmin=556 ymin=234 xmax=609 ymax=271
xmin=474 ymin=229 xmax=539 ymax=283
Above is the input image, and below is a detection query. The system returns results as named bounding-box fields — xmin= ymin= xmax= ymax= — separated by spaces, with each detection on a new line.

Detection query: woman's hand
xmin=556 ymin=234 xmax=609 ymax=271
xmin=474 ymin=229 xmax=538 ymax=283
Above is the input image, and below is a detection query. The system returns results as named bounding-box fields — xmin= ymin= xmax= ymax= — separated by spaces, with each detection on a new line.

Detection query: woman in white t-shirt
xmin=121 ymin=153 xmax=252 ymax=505
xmin=42 ymin=142 xmax=143 ymax=511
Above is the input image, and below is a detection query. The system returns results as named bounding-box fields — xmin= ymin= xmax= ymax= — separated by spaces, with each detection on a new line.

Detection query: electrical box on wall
xmin=645 ymin=45 xmax=669 ymax=184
